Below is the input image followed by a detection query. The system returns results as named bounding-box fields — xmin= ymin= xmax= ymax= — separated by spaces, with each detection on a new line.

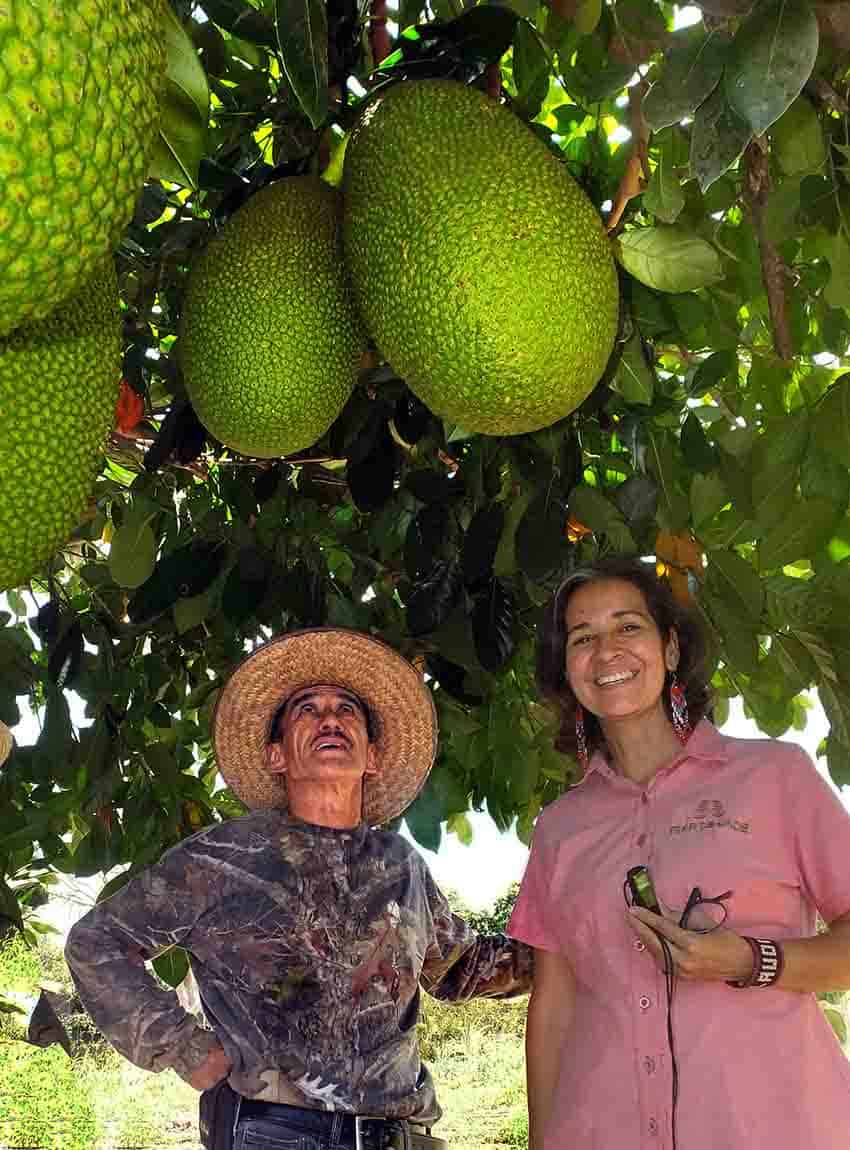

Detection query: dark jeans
xmin=234 ymin=1111 xmax=348 ymax=1150
xmin=233 ymin=1106 xmax=408 ymax=1150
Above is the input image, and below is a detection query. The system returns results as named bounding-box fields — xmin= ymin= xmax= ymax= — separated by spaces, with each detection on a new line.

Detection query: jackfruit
xmin=180 ymin=178 xmax=364 ymax=459
xmin=342 ymin=79 xmax=619 ymax=435
xmin=0 ymin=0 xmax=167 ymax=337
xmin=0 ymin=263 xmax=121 ymax=590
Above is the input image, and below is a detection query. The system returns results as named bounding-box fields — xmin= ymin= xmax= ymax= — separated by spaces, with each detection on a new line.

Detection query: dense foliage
xmin=4 ymin=0 xmax=850 ymax=934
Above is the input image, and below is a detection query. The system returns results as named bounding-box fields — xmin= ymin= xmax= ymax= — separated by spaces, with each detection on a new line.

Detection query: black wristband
xmin=727 ymin=937 xmax=784 ymax=988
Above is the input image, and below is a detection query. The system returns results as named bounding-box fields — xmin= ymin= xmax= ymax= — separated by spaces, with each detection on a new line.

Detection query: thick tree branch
xmin=743 ymin=138 xmax=794 ymax=363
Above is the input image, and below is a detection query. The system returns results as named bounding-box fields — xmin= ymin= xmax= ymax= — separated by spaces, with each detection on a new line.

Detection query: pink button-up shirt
xmin=509 ymin=720 xmax=850 ymax=1149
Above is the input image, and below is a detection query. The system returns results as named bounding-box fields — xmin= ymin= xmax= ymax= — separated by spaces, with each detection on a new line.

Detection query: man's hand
xmin=186 ymin=1043 xmax=233 ymax=1091
xmin=627 ymin=905 xmax=754 ymax=983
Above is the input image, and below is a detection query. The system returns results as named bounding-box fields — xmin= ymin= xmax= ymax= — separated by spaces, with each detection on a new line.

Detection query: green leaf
xmin=446 ymin=811 xmax=473 ymax=846
xmin=643 ymin=140 xmax=685 ymax=225
xmin=612 ymin=332 xmax=654 ymax=405
xmin=108 ymin=513 xmax=158 ymax=590
xmin=770 ymin=96 xmax=825 ymax=176
xmin=681 ymin=412 xmax=718 ymax=473
xmin=646 ymin=429 xmax=689 ymax=532
xmin=724 ymin=0 xmax=819 ymax=137
xmin=706 ymin=549 xmax=764 ymax=622
xmin=274 ymin=0 xmax=329 ymax=129
xmin=148 ymin=81 xmax=208 ymax=188
xmin=152 ymin=946 xmax=190 ymax=988
xmin=822 ymin=1002 xmax=848 ymax=1044
xmin=617 ymin=227 xmax=724 ymax=293
xmin=822 ymin=233 xmax=850 ymax=311
xmin=513 ymin=21 xmax=549 ymax=119
xmin=690 ymin=471 xmax=728 ymax=527
xmin=689 ymin=350 xmax=736 ymax=398
xmin=163 ymin=5 xmax=210 ymax=124
xmin=813 ymin=374 xmax=850 ymax=467
xmin=758 ymin=498 xmax=843 ymax=569
xmin=643 ymin=25 xmax=726 ymax=132
xmin=800 ymin=444 xmax=850 ymax=506
xmin=690 ymin=82 xmax=752 ymax=192
xmin=568 ymin=485 xmax=636 ymax=551
xmin=0 ymin=877 xmax=23 ymax=932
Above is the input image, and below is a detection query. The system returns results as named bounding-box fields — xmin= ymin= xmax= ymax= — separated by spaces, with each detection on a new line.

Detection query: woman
xmin=508 ymin=555 xmax=850 ymax=1149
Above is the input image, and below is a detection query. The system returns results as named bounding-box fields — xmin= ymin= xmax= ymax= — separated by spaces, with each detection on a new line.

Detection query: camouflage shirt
xmin=65 ymin=811 xmax=532 ymax=1123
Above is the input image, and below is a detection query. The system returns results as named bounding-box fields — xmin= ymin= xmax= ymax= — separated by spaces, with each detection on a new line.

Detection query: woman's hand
xmin=627 ymin=905 xmax=754 ymax=983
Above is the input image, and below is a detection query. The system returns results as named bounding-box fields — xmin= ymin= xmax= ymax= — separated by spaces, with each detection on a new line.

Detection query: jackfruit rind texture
xmin=180 ymin=178 xmax=364 ymax=459
xmin=0 ymin=0 xmax=167 ymax=337
xmin=343 ymin=80 xmax=620 ymax=436
xmin=0 ymin=263 xmax=121 ymax=590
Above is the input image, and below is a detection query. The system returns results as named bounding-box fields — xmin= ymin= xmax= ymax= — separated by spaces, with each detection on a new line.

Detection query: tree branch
xmin=742 ymin=138 xmax=794 ymax=363
xmin=369 ymin=0 xmax=391 ymax=69
xmin=607 ymin=82 xmax=650 ymax=234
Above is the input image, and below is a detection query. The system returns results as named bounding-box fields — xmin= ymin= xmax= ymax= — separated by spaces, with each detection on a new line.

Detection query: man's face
xmin=265 ymin=684 xmax=378 ymax=786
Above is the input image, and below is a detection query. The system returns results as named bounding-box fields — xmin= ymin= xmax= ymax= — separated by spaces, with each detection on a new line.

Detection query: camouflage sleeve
xmin=64 ymin=835 xmax=222 ymax=1080
xmin=418 ymin=868 xmax=534 ymax=1001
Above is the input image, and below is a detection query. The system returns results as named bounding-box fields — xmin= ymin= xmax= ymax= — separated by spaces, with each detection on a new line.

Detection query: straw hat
xmin=212 ymin=628 xmax=438 ymax=824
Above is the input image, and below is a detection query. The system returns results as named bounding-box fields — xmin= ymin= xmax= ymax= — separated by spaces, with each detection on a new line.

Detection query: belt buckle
xmin=354 ymin=1115 xmax=409 ymax=1150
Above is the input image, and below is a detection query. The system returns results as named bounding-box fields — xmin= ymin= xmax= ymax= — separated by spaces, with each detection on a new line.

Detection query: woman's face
xmin=564 ymin=578 xmax=679 ymax=724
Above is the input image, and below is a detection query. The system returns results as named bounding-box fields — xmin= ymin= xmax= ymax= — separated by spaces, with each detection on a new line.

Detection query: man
xmin=66 ymin=628 xmax=533 ymax=1150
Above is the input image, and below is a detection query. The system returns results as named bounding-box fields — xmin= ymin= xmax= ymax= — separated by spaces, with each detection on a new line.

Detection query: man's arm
xmin=65 ymin=838 xmax=226 ymax=1084
xmin=526 ymin=948 xmax=576 ymax=1150
xmin=418 ymin=869 xmax=533 ymax=1001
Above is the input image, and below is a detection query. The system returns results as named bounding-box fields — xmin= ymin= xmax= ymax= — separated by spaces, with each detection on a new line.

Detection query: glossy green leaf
xmin=274 ymin=0 xmax=329 ymax=128
xmin=690 ymin=82 xmax=752 ymax=192
xmin=643 ymin=25 xmax=726 ymax=132
xmin=758 ymin=498 xmax=842 ymax=569
xmin=568 ymin=485 xmax=636 ymax=551
xmin=612 ymin=332 xmax=654 ymax=405
xmin=617 ymin=227 xmax=724 ymax=293
xmin=643 ymin=139 xmax=685 ymax=225
xmin=813 ymin=375 xmax=850 ymax=467
xmin=724 ymin=0 xmax=819 ymax=136
xmin=148 ymin=81 xmax=208 ymax=188
xmin=706 ymin=548 xmax=764 ymax=622
xmin=108 ymin=514 xmax=158 ymax=590
xmin=770 ymin=96 xmax=825 ymax=176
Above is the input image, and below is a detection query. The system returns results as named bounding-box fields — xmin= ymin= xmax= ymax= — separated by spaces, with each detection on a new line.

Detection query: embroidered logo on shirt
xmin=670 ymin=799 xmax=750 ymax=835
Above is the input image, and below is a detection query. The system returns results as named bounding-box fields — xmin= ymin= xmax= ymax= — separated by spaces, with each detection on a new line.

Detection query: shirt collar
xmin=578 ymin=717 xmax=729 ymax=784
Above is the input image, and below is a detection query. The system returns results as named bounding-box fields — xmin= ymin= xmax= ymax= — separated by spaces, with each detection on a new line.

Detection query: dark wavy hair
xmin=537 ymin=556 xmax=711 ymax=762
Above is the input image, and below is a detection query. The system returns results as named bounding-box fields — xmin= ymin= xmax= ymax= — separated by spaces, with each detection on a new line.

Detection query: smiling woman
xmin=537 ymin=556 xmax=710 ymax=775
xmin=509 ymin=556 xmax=850 ymax=1150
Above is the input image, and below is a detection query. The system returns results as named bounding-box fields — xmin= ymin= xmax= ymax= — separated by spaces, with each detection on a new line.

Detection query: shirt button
xmin=648 ymin=1118 xmax=659 ymax=1135
xmin=639 ymin=995 xmax=651 ymax=1010
xmin=636 ymin=833 xmax=647 ymax=847
xmin=643 ymin=1056 xmax=656 ymax=1074
xmin=641 ymin=792 xmax=649 ymax=805
xmin=633 ymin=939 xmax=646 ymax=952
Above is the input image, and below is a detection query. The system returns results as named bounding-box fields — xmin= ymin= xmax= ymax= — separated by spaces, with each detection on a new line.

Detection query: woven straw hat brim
xmin=212 ymin=629 xmax=437 ymax=824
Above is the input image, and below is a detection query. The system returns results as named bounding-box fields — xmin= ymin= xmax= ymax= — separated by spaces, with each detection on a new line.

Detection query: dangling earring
xmin=670 ymin=673 xmax=691 ymax=743
xmin=575 ymin=704 xmax=589 ymax=772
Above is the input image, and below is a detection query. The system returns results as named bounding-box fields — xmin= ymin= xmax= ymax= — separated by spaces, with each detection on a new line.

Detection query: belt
xmin=237 ymin=1099 xmax=449 ymax=1150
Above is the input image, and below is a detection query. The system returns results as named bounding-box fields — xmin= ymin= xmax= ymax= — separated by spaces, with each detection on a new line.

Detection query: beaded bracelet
xmin=727 ymin=937 xmax=784 ymax=988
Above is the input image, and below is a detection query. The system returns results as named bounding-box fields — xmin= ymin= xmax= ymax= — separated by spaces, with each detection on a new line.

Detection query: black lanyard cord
xmin=626 ymin=885 xmax=732 ymax=1150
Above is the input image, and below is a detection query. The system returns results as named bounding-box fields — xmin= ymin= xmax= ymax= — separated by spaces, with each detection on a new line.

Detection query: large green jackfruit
xmin=0 ymin=264 xmax=121 ymax=590
xmin=0 ymin=0 xmax=167 ymax=336
xmin=180 ymin=178 xmax=364 ymax=459
xmin=343 ymin=80 xmax=619 ymax=436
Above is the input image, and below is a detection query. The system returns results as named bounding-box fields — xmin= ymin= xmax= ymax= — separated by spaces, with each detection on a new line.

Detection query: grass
xmin=0 ymin=934 xmax=529 ymax=1150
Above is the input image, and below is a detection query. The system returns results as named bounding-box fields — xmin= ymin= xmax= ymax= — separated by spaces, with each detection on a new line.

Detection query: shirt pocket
xmin=657 ymin=824 xmax=803 ymax=935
